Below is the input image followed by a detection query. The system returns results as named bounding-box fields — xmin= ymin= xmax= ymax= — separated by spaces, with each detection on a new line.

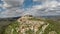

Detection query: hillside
xmin=0 ymin=15 xmax=60 ymax=34
xmin=0 ymin=17 xmax=20 ymax=34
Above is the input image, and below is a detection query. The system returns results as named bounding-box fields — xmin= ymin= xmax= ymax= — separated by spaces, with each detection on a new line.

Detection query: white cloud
xmin=2 ymin=2 xmax=12 ymax=9
xmin=7 ymin=0 xmax=24 ymax=5
xmin=33 ymin=0 xmax=60 ymax=8
xmin=33 ymin=0 xmax=40 ymax=1
xmin=0 ymin=0 xmax=25 ymax=18
xmin=45 ymin=1 xmax=59 ymax=8
xmin=3 ymin=0 xmax=24 ymax=8
xmin=0 ymin=0 xmax=60 ymax=18
xmin=33 ymin=0 xmax=47 ymax=2
xmin=0 ymin=8 xmax=24 ymax=18
xmin=0 ymin=4 xmax=2 ymax=7
xmin=23 ymin=0 xmax=60 ymax=16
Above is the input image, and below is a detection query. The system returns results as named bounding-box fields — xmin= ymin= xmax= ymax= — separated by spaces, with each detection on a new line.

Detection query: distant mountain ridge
xmin=0 ymin=15 xmax=60 ymax=21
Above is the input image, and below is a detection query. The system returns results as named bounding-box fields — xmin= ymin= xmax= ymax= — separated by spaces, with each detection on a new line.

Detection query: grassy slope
xmin=44 ymin=19 xmax=60 ymax=34
xmin=2 ymin=18 xmax=60 ymax=34
xmin=4 ymin=21 xmax=20 ymax=34
xmin=3 ymin=17 xmax=45 ymax=34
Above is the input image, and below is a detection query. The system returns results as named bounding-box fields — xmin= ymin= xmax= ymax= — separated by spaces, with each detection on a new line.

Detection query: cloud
xmin=0 ymin=8 xmax=24 ymax=18
xmin=44 ymin=1 xmax=60 ymax=7
xmin=33 ymin=0 xmax=52 ymax=1
xmin=23 ymin=0 xmax=60 ymax=16
xmin=4 ymin=0 xmax=24 ymax=5
xmin=3 ymin=0 xmax=24 ymax=8
xmin=0 ymin=0 xmax=60 ymax=18
xmin=0 ymin=0 xmax=25 ymax=18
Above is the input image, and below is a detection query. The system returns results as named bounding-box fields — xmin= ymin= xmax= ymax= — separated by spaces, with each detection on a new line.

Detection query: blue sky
xmin=23 ymin=0 xmax=33 ymax=8
xmin=0 ymin=0 xmax=60 ymax=18
xmin=23 ymin=0 xmax=42 ymax=8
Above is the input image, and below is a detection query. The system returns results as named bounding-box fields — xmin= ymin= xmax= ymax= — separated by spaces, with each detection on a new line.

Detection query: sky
xmin=0 ymin=0 xmax=60 ymax=18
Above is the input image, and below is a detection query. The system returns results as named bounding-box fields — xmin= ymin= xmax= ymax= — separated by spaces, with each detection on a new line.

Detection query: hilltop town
xmin=17 ymin=15 xmax=49 ymax=34
xmin=1 ymin=14 xmax=60 ymax=34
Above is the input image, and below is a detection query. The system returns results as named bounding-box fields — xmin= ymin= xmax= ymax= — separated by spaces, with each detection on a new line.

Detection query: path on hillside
xmin=39 ymin=23 xmax=49 ymax=34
